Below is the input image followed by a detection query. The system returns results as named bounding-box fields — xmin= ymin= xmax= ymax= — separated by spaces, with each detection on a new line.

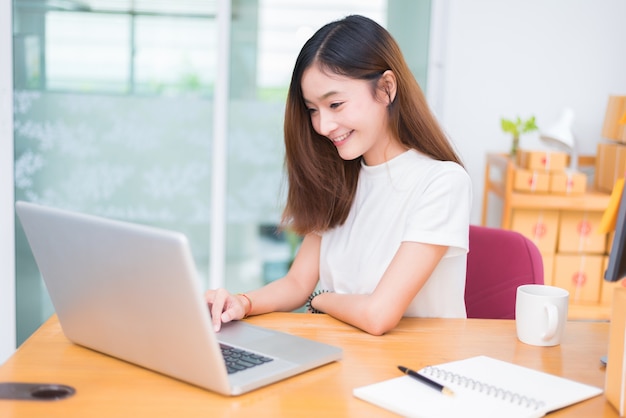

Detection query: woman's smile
xmin=330 ymin=130 xmax=353 ymax=146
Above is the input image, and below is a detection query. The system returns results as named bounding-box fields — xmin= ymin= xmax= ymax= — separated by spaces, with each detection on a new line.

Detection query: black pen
xmin=398 ymin=365 xmax=455 ymax=396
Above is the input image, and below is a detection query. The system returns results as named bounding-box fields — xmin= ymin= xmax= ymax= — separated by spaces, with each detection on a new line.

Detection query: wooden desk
xmin=0 ymin=313 xmax=617 ymax=417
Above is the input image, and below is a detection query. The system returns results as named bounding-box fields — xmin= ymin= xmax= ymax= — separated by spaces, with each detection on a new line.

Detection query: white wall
xmin=436 ymin=0 xmax=626 ymax=225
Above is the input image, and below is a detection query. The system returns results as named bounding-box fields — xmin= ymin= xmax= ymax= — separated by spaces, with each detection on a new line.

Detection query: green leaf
xmin=500 ymin=115 xmax=538 ymax=137
xmin=521 ymin=116 xmax=538 ymax=133
xmin=501 ymin=119 xmax=518 ymax=135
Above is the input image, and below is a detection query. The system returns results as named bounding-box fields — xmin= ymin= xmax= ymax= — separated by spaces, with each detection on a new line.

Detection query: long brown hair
xmin=282 ymin=15 xmax=463 ymax=235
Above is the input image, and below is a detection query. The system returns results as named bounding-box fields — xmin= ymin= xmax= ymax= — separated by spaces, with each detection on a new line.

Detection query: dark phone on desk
xmin=0 ymin=382 xmax=75 ymax=401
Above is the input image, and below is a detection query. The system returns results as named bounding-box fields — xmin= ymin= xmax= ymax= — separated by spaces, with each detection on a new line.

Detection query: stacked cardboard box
xmin=602 ymin=95 xmax=626 ymax=142
xmin=596 ymin=142 xmax=626 ymax=193
xmin=510 ymin=150 xmax=607 ymax=307
xmin=595 ymin=95 xmax=626 ymax=307
xmin=515 ymin=150 xmax=587 ymax=195
xmin=510 ymin=209 xmax=559 ymax=286
xmin=596 ymin=95 xmax=626 ymax=193
xmin=511 ymin=207 xmax=608 ymax=302
xmin=599 ymin=232 xmax=626 ymax=305
xmin=552 ymin=210 xmax=606 ymax=304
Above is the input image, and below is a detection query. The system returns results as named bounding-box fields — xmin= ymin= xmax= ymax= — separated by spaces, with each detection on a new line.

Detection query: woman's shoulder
xmin=406 ymin=149 xmax=468 ymax=177
xmin=400 ymin=151 xmax=471 ymax=199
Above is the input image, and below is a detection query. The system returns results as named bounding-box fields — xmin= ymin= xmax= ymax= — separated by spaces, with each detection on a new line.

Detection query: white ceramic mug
xmin=515 ymin=284 xmax=569 ymax=346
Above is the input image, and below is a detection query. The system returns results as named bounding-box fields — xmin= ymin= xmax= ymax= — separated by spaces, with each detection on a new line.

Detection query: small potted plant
xmin=500 ymin=115 xmax=538 ymax=157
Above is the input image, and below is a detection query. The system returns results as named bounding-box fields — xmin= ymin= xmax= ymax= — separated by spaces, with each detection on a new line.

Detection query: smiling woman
xmin=206 ymin=14 xmax=471 ymax=337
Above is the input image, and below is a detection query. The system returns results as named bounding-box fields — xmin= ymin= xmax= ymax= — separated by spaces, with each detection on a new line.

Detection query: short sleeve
xmin=402 ymin=162 xmax=472 ymax=254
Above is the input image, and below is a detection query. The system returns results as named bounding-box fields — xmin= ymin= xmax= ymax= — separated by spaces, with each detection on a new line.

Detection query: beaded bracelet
xmin=306 ymin=290 xmax=331 ymax=314
xmin=238 ymin=293 xmax=252 ymax=318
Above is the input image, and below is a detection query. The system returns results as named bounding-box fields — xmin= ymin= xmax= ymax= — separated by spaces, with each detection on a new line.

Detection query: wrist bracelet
xmin=238 ymin=293 xmax=252 ymax=318
xmin=306 ymin=290 xmax=330 ymax=314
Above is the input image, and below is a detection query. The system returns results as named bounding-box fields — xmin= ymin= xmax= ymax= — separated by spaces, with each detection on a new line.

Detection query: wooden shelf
xmin=482 ymin=153 xmax=610 ymax=229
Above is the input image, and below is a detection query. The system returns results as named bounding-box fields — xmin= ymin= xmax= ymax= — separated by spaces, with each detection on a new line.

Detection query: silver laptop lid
xmin=16 ymin=201 xmax=236 ymax=394
xmin=15 ymin=201 xmax=342 ymax=396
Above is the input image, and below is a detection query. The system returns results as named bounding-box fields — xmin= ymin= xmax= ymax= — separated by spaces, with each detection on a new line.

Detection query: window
xmin=15 ymin=0 xmax=217 ymax=95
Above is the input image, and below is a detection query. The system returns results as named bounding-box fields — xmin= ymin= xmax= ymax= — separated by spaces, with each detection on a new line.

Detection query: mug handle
xmin=542 ymin=304 xmax=559 ymax=340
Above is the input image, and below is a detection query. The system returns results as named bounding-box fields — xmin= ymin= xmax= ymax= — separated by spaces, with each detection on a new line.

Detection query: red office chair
xmin=465 ymin=225 xmax=544 ymax=319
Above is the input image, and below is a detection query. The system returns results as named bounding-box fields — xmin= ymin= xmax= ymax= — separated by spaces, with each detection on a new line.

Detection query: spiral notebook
xmin=353 ymin=356 xmax=602 ymax=418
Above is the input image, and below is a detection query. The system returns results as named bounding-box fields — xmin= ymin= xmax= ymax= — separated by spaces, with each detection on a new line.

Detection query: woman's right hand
xmin=204 ymin=288 xmax=251 ymax=332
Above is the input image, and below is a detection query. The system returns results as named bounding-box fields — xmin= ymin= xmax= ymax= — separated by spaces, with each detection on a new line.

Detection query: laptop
xmin=15 ymin=201 xmax=342 ymax=396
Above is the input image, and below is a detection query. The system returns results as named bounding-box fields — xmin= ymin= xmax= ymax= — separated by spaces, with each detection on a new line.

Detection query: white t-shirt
xmin=319 ymin=149 xmax=472 ymax=318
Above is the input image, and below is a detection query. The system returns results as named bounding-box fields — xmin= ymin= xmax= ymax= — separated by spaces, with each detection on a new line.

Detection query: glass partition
xmin=13 ymin=0 xmax=430 ymax=345
xmin=13 ymin=0 xmax=218 ymax=344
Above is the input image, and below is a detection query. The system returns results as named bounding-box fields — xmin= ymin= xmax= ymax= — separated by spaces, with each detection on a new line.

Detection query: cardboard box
xmin=595 ymin=142 xmax=626 ymax=193
xmin=549 ymin=171 xmax=587 ymax=195
xmin=511 ymin=209 xmax=560 ymax=253
xmin=605 ymin=287 xmax=626 ymax=416
xmin=542 ymin=253 xmax=555 ymax=286
xmin=517 ymin=150 xmax=568 ymax=172
xmin=602 ymin=95 xmax=626 ymax=142
xmin=600 ymin=256 xmax=626 ymax=306
xmin=557 ymin=211 xmax=607 ymax=254
xmin=601 ymin=255 xmax=610 ymax=304
xmin=553 ymin=254 xmax=603 ymax=303
xmin=601 ymin=280 xmax=624 ymax=306
xmin=513 ymin=169 xmax=550 ymax=193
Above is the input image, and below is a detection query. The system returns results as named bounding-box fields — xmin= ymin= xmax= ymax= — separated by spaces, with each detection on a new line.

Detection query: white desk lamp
xmin=540 ymin=108 xmax=577 ymax=172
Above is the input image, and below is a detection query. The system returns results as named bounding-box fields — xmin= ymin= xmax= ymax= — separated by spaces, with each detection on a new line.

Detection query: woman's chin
xmin=337 ymin=150 xmax=362 ymax=161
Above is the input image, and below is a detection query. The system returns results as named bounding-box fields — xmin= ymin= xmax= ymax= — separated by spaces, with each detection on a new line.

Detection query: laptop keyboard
xmin=220 ymin=344 xmax=274 ymax=374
